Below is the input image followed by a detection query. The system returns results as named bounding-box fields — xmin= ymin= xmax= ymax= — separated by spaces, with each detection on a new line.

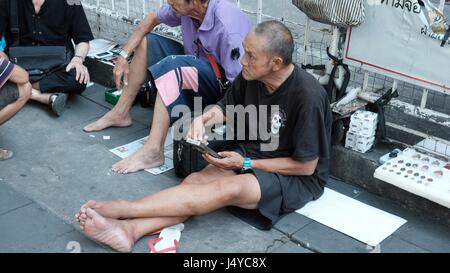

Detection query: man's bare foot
xmin=76 ymin=200 xmax=129 ymax=220
xmin=83 ymin=111 xmax=132 ymax=132
xmin=111 ymin=147 xmax=164 ymax=174
xmin=83 ymin=208 xmax=135 ymax=253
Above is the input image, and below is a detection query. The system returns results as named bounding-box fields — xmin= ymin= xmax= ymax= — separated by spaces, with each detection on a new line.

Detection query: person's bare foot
xmin=111 ymin=147 xmax=164 ymax=174
xmin=83 ymin=110 xmax=132 ymax=132
xmin=75 ymin=200 xmax=129 ymax=220
xmin=82 ymin=208 xmax=135 ymax=253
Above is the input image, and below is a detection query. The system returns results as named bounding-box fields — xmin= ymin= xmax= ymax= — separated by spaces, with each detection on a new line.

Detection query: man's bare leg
xmin=76 ymin=165 xmax=235 ymax=220
xmin=80 ymin=169 xmax=261 ymax=221
xmin=29 ymin=82 xmax=52 ymax=105
xmin=111 ymin=92 xmax=170 ymax=174
xmin=0 ymin=82 xmax=31 ymax=125
xmin=83 ymin=37 xmax=149 ymax=132
xmin=123 ymin=173 xmax=261 ymax=217
xmin=79 ymin=208 xmax=187 ymax=253
xmin=75 ymin=170 xmax=219 ymax=245
xmin=76 ymin=166 xmax=244 ymax=252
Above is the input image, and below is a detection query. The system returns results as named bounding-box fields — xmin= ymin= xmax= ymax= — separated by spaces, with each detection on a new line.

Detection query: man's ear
xmin=271 ymin=56 xmax=284 ymax=71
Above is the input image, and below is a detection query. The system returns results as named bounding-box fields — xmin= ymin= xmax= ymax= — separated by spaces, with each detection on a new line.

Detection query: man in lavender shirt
xmin=84 ymin=0 xmax=251 ymax=174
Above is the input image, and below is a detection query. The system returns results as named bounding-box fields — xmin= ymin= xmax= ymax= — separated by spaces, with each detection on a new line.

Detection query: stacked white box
xmin=349 ymin=110 xmax=378 ymax=136
xmin=345 ymin=110 xmax=378 ymax=153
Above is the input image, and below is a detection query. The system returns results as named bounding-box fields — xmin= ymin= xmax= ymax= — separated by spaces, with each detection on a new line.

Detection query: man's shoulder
xmin=214 ymin=0 xmax=251 ymax=35
xmin=231 ymin=73 xmax=249 ymax=90
xmin=290 ymin=66 xmax=328 ymax=103
xmin=52 ymin=0 xmax=84 ymax=11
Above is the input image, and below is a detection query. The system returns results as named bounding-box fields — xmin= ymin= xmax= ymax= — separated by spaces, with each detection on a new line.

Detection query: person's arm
xmin=113 ymin=12 xmax=160 ymax=88
xmin=252 ymin=157 xmax=318 ymax=176
xmin=187 ymin=71 xmax=246 ymax=142
xmin=203 ymin=152 xmax=318 ymax=176
xmin=186 ymin=105 xmax=226 ymax=142
xmin=8 ymin=64 xmax=29 ymax=85
xmin=73 ymin=42 xmax=89 ymax=60
xmin=120 ymin=12 xmax=160 ymax=59
xmin=66 ymin=42 xmax=90 ymax=84
xmin=66 ymin=3 xmax=94 ymax=84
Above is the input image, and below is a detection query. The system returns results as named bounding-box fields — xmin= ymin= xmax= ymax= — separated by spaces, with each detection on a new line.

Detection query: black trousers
xmin=38 ymin=67 xmax=87 ymax=94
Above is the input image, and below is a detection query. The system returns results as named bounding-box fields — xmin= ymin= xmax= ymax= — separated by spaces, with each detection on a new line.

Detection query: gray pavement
xmin=0 ymin=83 xmax=449 ymax=253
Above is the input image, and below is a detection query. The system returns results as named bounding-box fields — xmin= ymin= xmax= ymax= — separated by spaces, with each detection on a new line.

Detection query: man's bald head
xmin=253 ymin=20 xmax=295 ymax=66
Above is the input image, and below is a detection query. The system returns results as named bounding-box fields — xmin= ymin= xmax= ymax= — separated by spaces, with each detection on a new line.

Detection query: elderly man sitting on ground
xmin=75 ymin=21 xmax=332 ymax=253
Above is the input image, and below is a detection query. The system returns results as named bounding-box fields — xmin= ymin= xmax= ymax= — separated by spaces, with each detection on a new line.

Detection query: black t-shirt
xmin=0 ymin=0 xmax=94 ymax=50
xmin=217 ymin=65 xmax=332 ymax=186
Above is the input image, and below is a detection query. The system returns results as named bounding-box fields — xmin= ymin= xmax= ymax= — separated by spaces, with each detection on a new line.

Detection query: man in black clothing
xmin=0 ymin=0 xmax=94 ymax=116
xmin=74 ymin=20 xmax=331 ymax=252
xmin=193 ymin=20 xmax=333 ymax=229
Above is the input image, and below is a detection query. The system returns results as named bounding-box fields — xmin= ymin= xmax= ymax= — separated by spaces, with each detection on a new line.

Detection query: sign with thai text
xmin=344 ymin=0 xmax=450 ymax=95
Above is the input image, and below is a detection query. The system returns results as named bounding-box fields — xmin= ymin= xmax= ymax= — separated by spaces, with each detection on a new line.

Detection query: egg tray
xmin=374 ymin=148 xmax=450 ymax=208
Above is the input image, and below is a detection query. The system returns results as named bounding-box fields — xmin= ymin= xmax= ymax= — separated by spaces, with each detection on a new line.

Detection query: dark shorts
xmin=227 ymin=144 xmax=325 ymax=230
xmin=38 ymin=67 xmax=87 ymax=95
xmin=146 ymin=33 xmax=222 ymax=125
xmin=0 ymin=82 xmax=19 ymax=110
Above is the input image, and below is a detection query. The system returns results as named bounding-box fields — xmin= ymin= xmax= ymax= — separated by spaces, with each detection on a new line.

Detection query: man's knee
xmin=138 ymin=35 xmax=148 ymax=53
xmin=63 ymin=76 xmax=86 ymax=94
xmin=216 ymin=180 xmax=243 ymax=204
xmin=133 ymin=33 xmax=152 ymax=62
xmin=39 ymin=72 xmax=86 ymax=95
xmin=18 ymin=83 xmax=32 ymax=101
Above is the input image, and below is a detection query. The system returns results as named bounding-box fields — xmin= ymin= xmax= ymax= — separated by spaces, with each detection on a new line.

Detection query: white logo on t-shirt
xmin=270 ymin=111 xmax=286 ymax=135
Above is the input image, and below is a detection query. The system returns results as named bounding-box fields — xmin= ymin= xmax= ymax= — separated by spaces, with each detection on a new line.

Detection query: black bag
xmin=173 ymin=139 xmax=207 ymax=178
xmin=173 ymin=136 xmax=232 ymax=178
xmin=9 ymin=46 xmax=70 ymax=82
xmin=367 ymin=87 xmax=399 ymax=144
xmin=137 ymin=72 xmax=157 ymax=108
xmin=7 ymin=0 xmax=70 ymax=82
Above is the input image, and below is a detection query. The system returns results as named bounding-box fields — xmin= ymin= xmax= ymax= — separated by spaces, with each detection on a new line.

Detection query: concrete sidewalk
xmin=0 ymin=84 xmax=449 ymax=253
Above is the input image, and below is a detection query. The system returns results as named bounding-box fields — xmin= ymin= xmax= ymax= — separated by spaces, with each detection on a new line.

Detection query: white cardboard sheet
xmin=296 ymin=188 xmax=407 ymax=247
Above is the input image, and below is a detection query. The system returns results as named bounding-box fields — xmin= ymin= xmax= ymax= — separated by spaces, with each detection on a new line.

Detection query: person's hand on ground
xmin=203 ymin=151 xmax=244 ymax=171
xmin=66 ymin=57 xmax=90 ymax=84
xmin=113 ymin=56 xmax=129 ymax=89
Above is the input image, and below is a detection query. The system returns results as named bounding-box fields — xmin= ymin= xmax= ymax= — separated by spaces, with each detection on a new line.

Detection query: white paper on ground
xmin=296 ymin=188 xmax=407 ymax=247
xmin=152 ymin=223 xmax=184 ymax=253
xmin=87 ymin=38 xmax=118 ymax=57
xmin=147 ymin=157 xmax=174 ymax=175
xmin=109 ymin=130 xmax=174 ymax=175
